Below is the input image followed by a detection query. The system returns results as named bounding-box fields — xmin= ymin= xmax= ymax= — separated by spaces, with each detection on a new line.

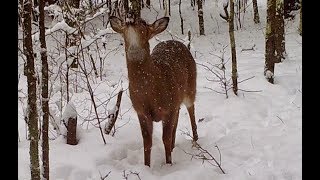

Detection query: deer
xmin=109 ymin=14 xmax=198 ymax=167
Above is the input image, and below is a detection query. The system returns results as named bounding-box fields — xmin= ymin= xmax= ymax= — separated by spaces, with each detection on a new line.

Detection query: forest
xmin=18 ymin=0 xmax=302 ymax=179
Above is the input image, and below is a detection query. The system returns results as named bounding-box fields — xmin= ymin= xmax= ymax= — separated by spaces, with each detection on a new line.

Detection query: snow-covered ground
xmin=18 ymin=0 xmax=301 ymax=179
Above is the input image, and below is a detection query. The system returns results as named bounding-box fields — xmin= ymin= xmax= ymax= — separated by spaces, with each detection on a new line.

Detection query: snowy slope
xmin=18 ymin=0 xmax=301 ymax=179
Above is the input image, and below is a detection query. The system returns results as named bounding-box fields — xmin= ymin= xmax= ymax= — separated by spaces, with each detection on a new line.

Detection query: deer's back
xmin=150 ymin=40 xmax=196 ymax=108
xmin=151 ymin=40 xmax=196 ymax=77
xmin=151 ymin=40 xmax=194 ymax=66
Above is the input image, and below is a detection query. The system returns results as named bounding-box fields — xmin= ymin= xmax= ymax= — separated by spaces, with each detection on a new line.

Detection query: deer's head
xmin=109 ymin=15 xmax=169 ymax=60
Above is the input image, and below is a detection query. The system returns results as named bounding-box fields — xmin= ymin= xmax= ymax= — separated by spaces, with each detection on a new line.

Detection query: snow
xmin=62 ymin=102 xmax=77 ymax=122
xmin=50 ymin=20 xmax=76 ymax=34
xmin=222 ymin=0 xmax=229 ymax=8
xmin=265 ymin=70 xmax=274 ymax=79
xmin=18 ymin=0 xmax=301 ymax=179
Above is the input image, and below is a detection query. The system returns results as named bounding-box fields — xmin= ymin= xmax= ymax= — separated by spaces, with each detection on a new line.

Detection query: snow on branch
xmin=104 ymin=88 xmax=123 ymax=135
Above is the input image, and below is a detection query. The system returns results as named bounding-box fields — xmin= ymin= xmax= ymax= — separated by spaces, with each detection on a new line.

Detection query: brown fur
xmin=110 ymin=16 xmax=198 ymax=166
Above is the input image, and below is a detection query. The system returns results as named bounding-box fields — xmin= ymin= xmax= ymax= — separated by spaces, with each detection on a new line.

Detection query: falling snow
xmin=18 ymin=0 xmax=301 ymax=179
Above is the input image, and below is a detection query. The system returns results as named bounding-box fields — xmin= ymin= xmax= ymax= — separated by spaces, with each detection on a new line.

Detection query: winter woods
xmin=18 ymin=0 xmax=301 ymax=179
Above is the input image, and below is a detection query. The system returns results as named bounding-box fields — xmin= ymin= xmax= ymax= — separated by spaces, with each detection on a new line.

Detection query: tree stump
xmin=67 ymin=117 xmax=78 ymax=145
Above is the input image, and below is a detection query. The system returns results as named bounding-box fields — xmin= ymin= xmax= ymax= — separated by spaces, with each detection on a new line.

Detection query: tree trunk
xmin=168 ymin=0 xmax=171 ymax=16
xmin=187 ymin=30 xmax=191 ymax=50
xmin=34 ymin=0 xmax=38 ymax=7
xmin=124 ymin=0 xmax=129 ymax=13
xmin=67 ymin=117 xmax=78 ymax=145
xmin=299 ymin=0 xmax=302 ymax=35
xmin=39 ymin=0 xmax=50 ymax=179
xmin=68 ymin=0 xmax=80 ymax=8
xmin=191 ymin=0 xmax=195 ymax=9
xmin=107 ymin=0 xmax=112 ymax=16
xmin=179 ymin=0 xmax=184 ymax=34
xmin=23 ymin=0 xmax=40 ymax=179
xmin=88 ymin=47 xmax=99 ymax=77
xmin=46 ymin=0 xmax=57 ymax=4
xmin=130 ymin=0 xmax=141 ymax=18
xmin=18 ymin=0 xmax=23 ymax=26
xmin=275 ymin=0 xmax=286 ymax=63
xmin=146 ymin=0 xmax=150 ymax=7
xmin=284 ymin=0 xmax=299 ymax=18
xmin=197 ymin=0 xmax=205 ymax=35
xmin=253 ymin=0 xmax=260 ymax=23
xmin=265 ymin=0 xmax=276 ymax=84
xmin=229 ymin=0 xmax=238 ymax=95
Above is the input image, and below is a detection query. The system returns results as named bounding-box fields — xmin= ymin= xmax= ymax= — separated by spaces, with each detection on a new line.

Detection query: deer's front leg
xmin=138 ymin=114 xmax=153 ymax=167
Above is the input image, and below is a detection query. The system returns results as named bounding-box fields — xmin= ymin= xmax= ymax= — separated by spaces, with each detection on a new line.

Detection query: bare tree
xmin=46 ymin=0 xmax=57 ymax=4
xmin=253 ymin=0 xmax=260 ymax=23
xmin=191 ymin=0 xmax=196 ymax=10
xmin=124 ymin=0 xmax=129 ymax=13
xmin=179 ymin=0 xmax=184 ymax=34
xmin=130 ymin=0 xmax=141 ymax=17
xmin=229 ymin=0 xmax=238 ymax=95
xmin=284 ymin=0 xmax=300 ymax=18
xmin=187 ymin=30 xmax=191 ymax=50
xmin=197 ymin=0 xmax=205 ymax=35
xmin=265 ymin=0 xmax=276 ymax=83
xmin=68 ymin=0 xmax=81 ymax=8
xmin=23 ymin=0 xmax=40 ymax=179
xmin=39 ymin=0 xmax=49 ymax=179
xmin=299 ymin=0 xmax=302 ymax=35
xmin=275 ymin=0 xmax=286 ymax=63
xmin=168 ymin=0 xmax=171 ymax=16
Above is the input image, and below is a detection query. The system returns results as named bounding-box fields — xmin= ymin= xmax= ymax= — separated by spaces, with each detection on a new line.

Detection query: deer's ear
xmin=149 ymin=17 xmax=169 ymax=39
xmin=109 ymin=16 xmax=124 ymax=33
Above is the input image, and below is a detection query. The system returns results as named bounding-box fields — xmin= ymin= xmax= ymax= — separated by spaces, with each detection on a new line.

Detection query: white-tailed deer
xmin=109 ymin=15 xmax=198 ymax=167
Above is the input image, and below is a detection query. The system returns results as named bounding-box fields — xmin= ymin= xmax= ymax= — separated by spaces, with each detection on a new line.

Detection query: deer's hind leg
xmin=162 ymin=110 xmax=179 ymax=164
xmin=184 ymin=97 xmax=198 ymax=142
xmin=186 ymin=104 xmax=198 ymax=142
xmin=171 ymin=108 xmax=180 ymax=152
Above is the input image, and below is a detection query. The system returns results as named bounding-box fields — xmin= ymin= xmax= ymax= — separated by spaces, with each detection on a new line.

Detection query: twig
xmin=204 ymin=87 xmax=225 ymax=94
xmin=241 ymin=44 xmax=256 ymax=52
xmin=237 ymin=76 xmax=255 ymax=84
xmin=276 ymin=116 xmax=285 ymax=124
xmin=179 ymin=129 xmax=226 ymax=174
xmin=99 ymin=170 xmax=111 ymax=180
xmin=78 ymin=40 xmax=106 ymax=145
xmin=220 ymin=1 xmax=229 ymax=22
xmin=122 ymin=170 xmax=142 ymax=180
xmin=237 ymin=89 xmax=262 ymax=93
xmin=111 ymin=118 xmax=131 ymax=136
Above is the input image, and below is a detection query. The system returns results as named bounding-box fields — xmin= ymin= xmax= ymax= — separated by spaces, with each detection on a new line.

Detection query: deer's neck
xmin=125 ymin=45 xmax=154 ymax=83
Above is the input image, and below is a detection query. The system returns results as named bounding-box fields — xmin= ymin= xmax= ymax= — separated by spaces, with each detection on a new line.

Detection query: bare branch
xmin=122 ymin=170 xmax=142 ymax=180
xmin=99 ymin=170 xmax=111 ymax=180
xmin=241 ymin=44 xmax=256 ymax=52
xmin=104 ymin=89 xmax=123 ymax=135
xmin=179 ymin=129 xmax=226 ymax=174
